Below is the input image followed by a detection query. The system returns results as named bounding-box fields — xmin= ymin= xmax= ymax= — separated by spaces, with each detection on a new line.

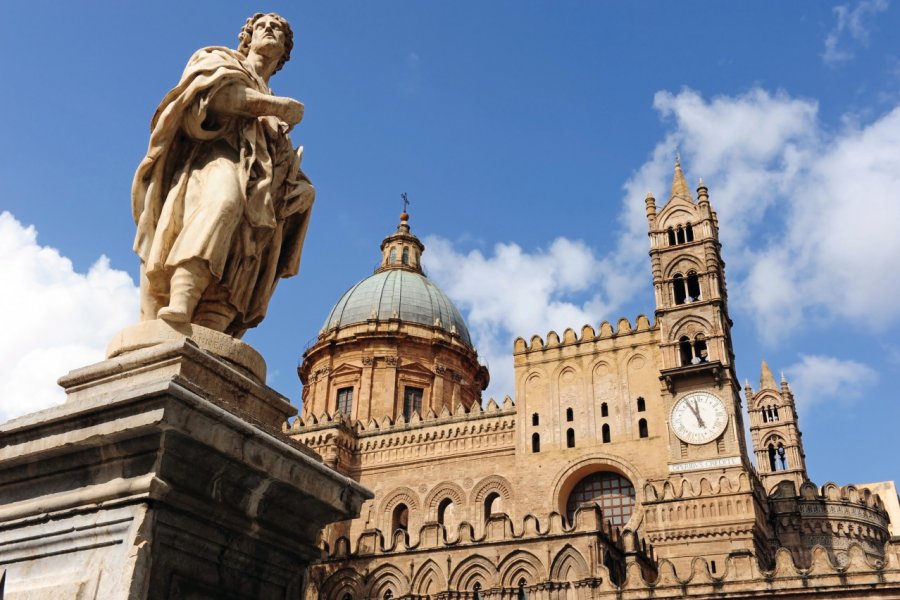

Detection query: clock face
xmin=671 ymin=391 xmax=728 ymax=445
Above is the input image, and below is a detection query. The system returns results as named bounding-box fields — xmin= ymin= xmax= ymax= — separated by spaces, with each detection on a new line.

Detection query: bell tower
xmin=645 ymin=158 xmax=748 ymax=462
xmin=641 ymin=159 xmax=772 ymax=570
xmin=746 ymin=362 xmax=809 ymax=492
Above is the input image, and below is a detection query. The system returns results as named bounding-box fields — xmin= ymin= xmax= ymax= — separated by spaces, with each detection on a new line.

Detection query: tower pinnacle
xmin=670 ymin=156 xmax=693 ymax=202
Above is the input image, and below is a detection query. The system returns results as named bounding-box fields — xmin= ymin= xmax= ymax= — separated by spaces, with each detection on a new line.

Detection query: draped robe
xmin=132 ymin=46 xmax=314 ymax=336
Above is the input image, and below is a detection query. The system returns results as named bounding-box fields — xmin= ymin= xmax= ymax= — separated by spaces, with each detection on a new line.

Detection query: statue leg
xmin=157 ymin=152 xmax=243 ymax=328
xmin=139 ymin=262 xmax=163 ymax=321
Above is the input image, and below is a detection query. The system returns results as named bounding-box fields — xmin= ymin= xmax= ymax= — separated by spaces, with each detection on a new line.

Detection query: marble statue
xmin=132 ymin=13 xmax=315 ymax=338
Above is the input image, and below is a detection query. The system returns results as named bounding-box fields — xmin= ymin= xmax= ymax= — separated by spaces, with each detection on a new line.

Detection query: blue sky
xmin=1 ymin=2 xmax=898 ymax=487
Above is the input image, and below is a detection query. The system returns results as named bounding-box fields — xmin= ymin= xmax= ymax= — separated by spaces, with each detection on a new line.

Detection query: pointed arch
xmin=320 ymin=568 xmax=365 ymax=600
xmin=367 ymin=564 xmax=408 ymax=600
xmin=449 ymin=554 xmax=496 ymax=591
xmin=412 ymin=559 xmax=446 ymax=596
xmin=550 ymin=545 xmax=589 ymax=581
xmin=499 ymin=549 xmax=547 ymax=588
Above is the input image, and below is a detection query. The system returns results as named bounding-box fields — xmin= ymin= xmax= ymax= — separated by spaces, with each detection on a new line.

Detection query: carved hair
xmin=237 ymin=13 xmax=294 ymax=73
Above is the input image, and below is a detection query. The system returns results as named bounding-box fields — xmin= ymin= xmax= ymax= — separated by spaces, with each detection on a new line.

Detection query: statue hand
xmin=278 ymin=98 xmax=305 ymax=126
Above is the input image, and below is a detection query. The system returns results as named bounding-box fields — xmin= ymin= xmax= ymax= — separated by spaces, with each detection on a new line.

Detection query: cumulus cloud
xmin=0 ymin=212 xmax=139 ymax=422
xmin=424 ymin=236 xmax=627 ymax=400
xmin=785 ymin=354 xmax=877 ymax=406
xmin=621 ymin=88 xmax=900 ymax=340
xmin=822 ymin=0 xmax=889 ymax=66
xmin=424 ymin=86 xmax=900 ymax=399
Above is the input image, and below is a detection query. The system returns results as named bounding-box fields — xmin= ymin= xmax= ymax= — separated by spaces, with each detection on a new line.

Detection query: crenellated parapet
xmin=309 ymin=523 xmax=900 ymax=599
xmin=768 ymin=480 xmax=892 ymax=565
xmin=288 ymin=397 xmax=517 ymax=473
xmin=308 ymin=505 xmax=659 ymax=600
xmin=514 ymin=315 xmax=656 ymax=356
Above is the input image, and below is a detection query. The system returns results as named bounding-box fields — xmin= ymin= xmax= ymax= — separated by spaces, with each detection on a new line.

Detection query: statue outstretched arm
xmin=209 ymin=83 xmax=304 ymax=126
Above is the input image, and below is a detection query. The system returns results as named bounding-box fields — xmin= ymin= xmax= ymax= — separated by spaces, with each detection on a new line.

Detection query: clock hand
xmin=689 ymin=399 xmax=706 ymax=428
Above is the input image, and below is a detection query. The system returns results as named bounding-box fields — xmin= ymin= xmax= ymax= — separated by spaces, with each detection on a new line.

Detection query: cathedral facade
xmin=288 ymin=162 xmax=899 ymax=599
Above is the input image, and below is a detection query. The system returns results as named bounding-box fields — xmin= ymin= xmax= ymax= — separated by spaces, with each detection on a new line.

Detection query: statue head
xmin=238 ymin=13 xmax=294 ymax=73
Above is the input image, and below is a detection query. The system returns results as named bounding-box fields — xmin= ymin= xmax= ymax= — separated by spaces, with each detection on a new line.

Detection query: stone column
xmin=0 ymin=322 xmax=371 ymax=599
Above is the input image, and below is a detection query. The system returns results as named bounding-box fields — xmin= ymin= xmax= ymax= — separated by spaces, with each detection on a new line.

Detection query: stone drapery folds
xmin=132 ymin=15 xmax=314 ymax=338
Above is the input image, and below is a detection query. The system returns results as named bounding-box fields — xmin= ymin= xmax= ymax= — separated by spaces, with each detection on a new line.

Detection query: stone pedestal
xmin=0 ymin=332 xmax=371 ymax=599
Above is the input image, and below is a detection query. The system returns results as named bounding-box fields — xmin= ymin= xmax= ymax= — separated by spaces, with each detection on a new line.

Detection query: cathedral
xmin=288 ymin=161 xmax=900 ymax=599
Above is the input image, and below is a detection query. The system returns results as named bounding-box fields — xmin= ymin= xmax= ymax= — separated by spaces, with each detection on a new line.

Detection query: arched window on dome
xmin=566 ymin=471 xmax=635 ymax=527
xmin=401 ymin=247 xmax=410 ymax=265
xmin=389 ymin=248 xmax=397 ymax=264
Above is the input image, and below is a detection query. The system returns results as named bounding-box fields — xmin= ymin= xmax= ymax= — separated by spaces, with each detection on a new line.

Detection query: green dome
xmin=322 ymin=269 xmax=472 ymax=346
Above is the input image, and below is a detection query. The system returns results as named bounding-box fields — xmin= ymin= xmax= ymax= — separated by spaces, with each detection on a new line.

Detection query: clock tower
xmin=640 ymin=159 xmax=773 ymax=570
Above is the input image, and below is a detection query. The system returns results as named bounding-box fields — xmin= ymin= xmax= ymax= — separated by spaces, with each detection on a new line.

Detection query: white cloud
xmin=424 ymin=87 xmax=900 ymax=399
xmin=785 ymin=354 xmax=877 ymax=405
xmin=0 ymin=212 xmax=139 ymax=422
xmin=822 ymin=0 xmax=889 ymax=66
xmin=424 ymin=236 xmax=620 ymax=400
xmin=621 ymin=88 xmax=900 ymax=340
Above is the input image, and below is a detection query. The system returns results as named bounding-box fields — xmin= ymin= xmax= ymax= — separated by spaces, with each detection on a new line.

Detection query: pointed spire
xmin=760 ymin=360 xmax=777 ymax=390
xmin=780 ymin=372 xmax=792 ymax=394
xmin=670 ymin=155 xmax=693 ymax=202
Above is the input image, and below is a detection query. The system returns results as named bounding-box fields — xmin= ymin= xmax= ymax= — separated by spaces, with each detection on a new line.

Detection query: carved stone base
xmin=0 ymin=343 xmax=371 ymax=599
xmin=107 ymin=319 xmax=266 ymax=384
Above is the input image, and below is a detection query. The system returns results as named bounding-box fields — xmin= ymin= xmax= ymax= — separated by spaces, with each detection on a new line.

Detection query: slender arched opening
xmin=566 ymin=428 xmax=575 ymax=448
xmin=484 ymin=491 xmax=502 ymax=521
xmin=638 ymin=418 xmax=648 ymax=438
xmin=566 ymin=407 xmax=574 ymax=422
xmin=673 ymin=274 xmax=687 ymax=305
xmin=391 ymin=503 xmax=409 ymax=533
xmin=686 ymin=271 xmax=701 ymax=301
xmin=602 ymin=424 xmax=611 ymax=444
xmin=678 ymin=336 xmax=693 ymax=366
xmin=531 ymin=433 xmax=540 ymax=453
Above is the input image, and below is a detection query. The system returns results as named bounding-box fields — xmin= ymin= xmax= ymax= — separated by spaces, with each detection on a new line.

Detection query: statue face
xmin=248 ymin=15 xmax=287 ymax=59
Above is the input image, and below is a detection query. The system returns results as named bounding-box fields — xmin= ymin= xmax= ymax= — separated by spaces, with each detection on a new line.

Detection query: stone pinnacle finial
xmin=760 ymin=360 xmax=777 ymax=390
xmin=670 ymin=156 xmax=693 ymax=202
